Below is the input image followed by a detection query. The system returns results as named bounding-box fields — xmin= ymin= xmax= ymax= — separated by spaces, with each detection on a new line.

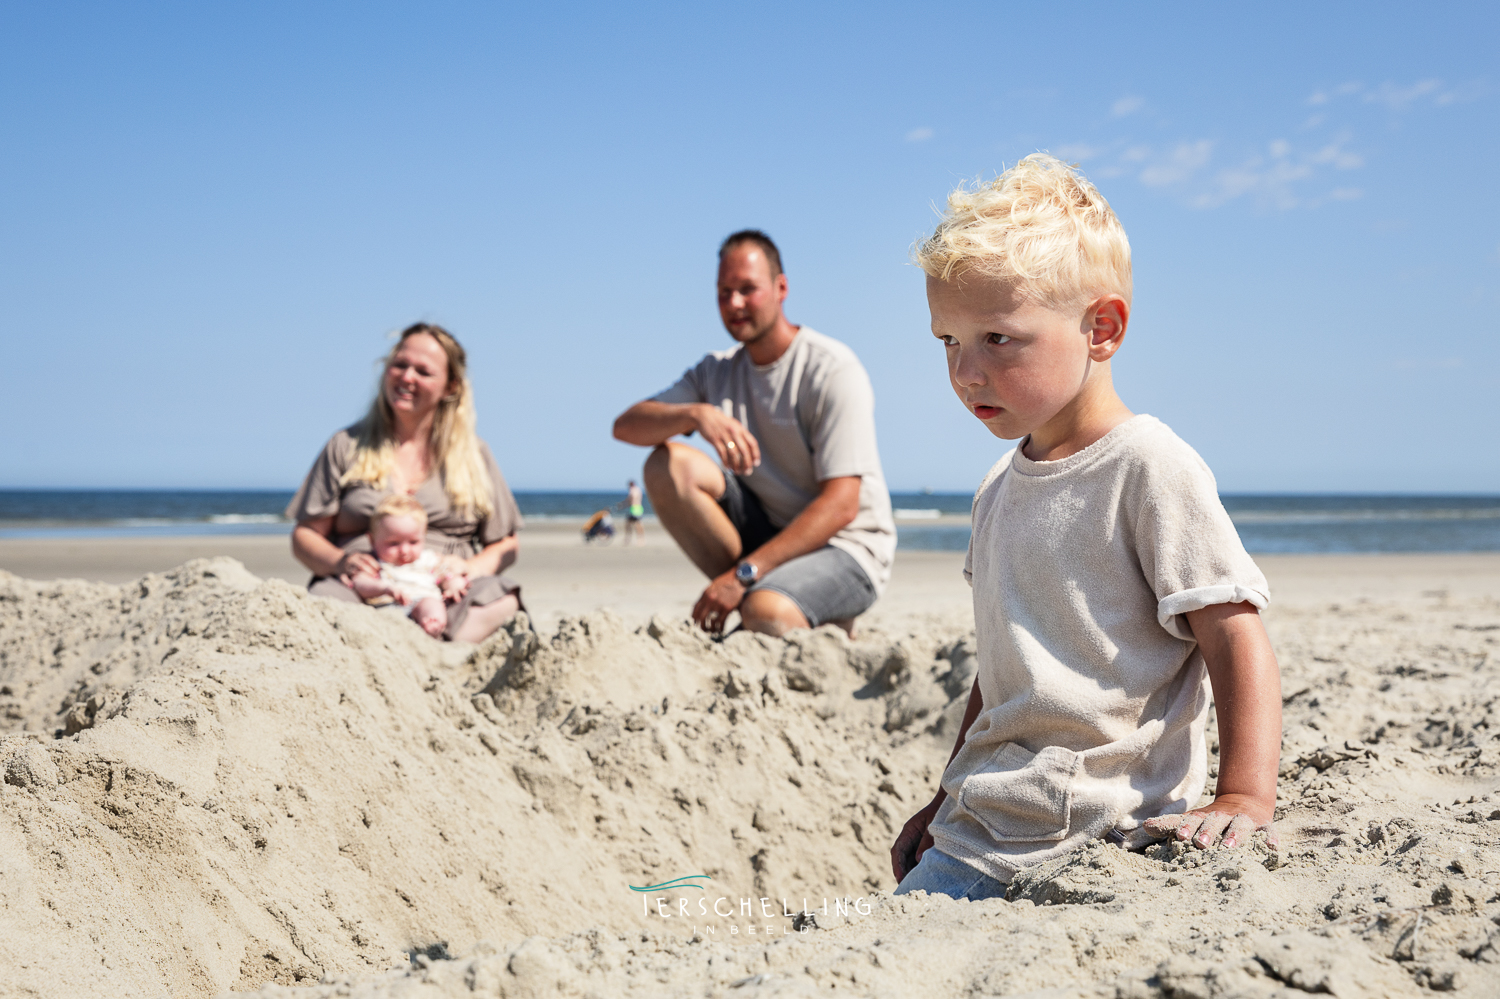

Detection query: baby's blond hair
xmin=372 ymin=494 xmax=428 ymax=533
xmin=914 ymin=153 xmax=1131 ymax=308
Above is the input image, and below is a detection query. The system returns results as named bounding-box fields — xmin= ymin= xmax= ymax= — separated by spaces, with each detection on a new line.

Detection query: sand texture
xmin=2 ymin=558 xmax=1498 ymax=998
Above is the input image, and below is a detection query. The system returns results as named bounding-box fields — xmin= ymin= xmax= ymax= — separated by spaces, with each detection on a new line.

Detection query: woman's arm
xmin=291 ymin=516 xmax=378 ymax=579
xmin=438 ymin=534 xmax=520 ymax=599
xmin=465 ymin=534 xmax=518 ymax=578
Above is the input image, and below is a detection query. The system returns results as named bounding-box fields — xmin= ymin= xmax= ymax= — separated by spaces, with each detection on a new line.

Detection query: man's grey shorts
xmin=718 ymin=473 xmax=877 ymax=627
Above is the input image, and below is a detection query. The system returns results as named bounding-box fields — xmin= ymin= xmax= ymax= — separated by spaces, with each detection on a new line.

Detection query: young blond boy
xmin=348 ymin=495 xmax=461 ymax=638
xmin=891 ymin=154 xmax=1282 ymax=900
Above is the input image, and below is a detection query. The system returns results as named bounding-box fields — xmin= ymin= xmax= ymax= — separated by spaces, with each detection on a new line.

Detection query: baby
xmin=349 ymin=494 xmax=453 ymax=638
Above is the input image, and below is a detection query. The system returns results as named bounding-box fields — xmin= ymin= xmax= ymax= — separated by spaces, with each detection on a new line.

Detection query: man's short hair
xmin=914 ymin=153 xmax=1131 ymax=308
xmin=373 ymin=493 xmax=428 ymax=531
xmin=719 ymin=229 xmax=784 ymax=278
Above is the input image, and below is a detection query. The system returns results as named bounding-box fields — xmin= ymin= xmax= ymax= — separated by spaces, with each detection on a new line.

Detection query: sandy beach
xmin=2 ymin=536 xmax=1498 ymax=997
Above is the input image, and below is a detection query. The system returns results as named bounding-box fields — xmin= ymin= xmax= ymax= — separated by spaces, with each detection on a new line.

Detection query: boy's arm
xmin=890 ymin=677 xmax=984 ymax=881
xmin=1145 ymin=601 xmax=1282 ymax=850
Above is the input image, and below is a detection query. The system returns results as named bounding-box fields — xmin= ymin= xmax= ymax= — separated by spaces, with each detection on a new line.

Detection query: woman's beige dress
xmin=286 ymin=428 xmax=523 ymax=639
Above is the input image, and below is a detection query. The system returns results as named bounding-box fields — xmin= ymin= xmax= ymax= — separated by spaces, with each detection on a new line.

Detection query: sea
xmin=2 ymin=490 xmax=1498 ymax=554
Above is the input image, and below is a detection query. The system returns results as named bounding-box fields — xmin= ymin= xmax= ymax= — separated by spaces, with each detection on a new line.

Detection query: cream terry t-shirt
xmin=652 ymin=327 xmax=896 ymax=593
xmin=928 ymin=415 xmax=1270 ymax=882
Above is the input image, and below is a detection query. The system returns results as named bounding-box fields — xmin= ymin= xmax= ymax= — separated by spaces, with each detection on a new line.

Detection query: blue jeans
xmin=893 ymin=848 xmax=1009 ymax=902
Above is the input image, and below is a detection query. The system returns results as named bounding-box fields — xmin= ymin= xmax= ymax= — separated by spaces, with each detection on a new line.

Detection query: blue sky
xmin=2 ymin=2 xmax=1496 ymax=492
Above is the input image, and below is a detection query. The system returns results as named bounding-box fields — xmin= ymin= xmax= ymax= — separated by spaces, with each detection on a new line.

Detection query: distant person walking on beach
xmin=620 ymin=480 xmax=646 ymax=545
xmin=613 ymin=231 xmax=895 ymax=636
xmin=287 ymin=323 xmax=525 ymax=643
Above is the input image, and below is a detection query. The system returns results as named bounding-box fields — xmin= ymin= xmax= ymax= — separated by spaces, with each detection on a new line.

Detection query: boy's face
xmin=370 ymin=515 xmax=424 ymax=565
xmin=927 ymin=275 xmax=1125 ymax=442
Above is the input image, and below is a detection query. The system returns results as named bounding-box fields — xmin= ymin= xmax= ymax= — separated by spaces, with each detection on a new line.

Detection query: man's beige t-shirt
xmin=652 ymin=327 xmax=896 ymax=593
xmin=928 ymin=415 xmax=1270 ymax=881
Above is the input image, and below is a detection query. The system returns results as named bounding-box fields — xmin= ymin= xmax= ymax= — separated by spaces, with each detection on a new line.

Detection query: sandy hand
xmin=891 ymin=795 xmax=944 ymax=882
xmin=692 ymin=573 xmax=745 ymax=634
xmin=1144 ymin=798 xmax=1278 ymax=851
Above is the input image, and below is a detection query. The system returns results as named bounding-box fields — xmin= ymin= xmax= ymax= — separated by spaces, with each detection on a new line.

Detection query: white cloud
xmin=1308 ymin=78 xmax=1485 ymax=114
xmin=1329 ymin=188 xmax=1363 ymax=201
xmin=1139 ymin=140 xmax=1213 ymax=187
xmin=1366 ymin=79 xmax=1442 ymax=112
xmin=905 ymin=127 xmax=934 ymax=143
xmin=1112 ymin=96 xmax=1144 ymax=117
xmin=1310 ymin=138 xmax=1363 ymax=169
xmin=1269 ymin=139 xmax=1290 ymax=158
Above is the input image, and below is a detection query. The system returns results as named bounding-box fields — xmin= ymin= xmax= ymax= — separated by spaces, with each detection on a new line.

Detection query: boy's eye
xmin=987 ymin=333 xmax=1012 ymax=345
xmin=937 ymin=335 xmax=957 ymax=346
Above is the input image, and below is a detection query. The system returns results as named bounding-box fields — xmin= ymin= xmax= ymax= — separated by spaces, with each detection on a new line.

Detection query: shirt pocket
xmin=947 ymin=742 xmax=1081 ymax=843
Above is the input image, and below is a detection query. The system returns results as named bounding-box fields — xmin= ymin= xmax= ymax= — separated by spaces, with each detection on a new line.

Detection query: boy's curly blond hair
xmin=914 ymin=153 xmax=1131 ymax=308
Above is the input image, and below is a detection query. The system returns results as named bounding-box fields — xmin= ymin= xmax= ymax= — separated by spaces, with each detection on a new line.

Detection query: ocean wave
xmin=1227 ymin=508 xmax=1500 ymax=525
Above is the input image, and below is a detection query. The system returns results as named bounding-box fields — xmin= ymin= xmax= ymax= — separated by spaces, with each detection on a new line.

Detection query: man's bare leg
xmin=739 ymin=589 xmax=810 ymax=637
xmin=643 ymin=443 xmax=741 ymax=577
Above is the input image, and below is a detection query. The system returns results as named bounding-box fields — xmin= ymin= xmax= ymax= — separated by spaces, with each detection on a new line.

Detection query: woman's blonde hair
xmin=914 ymin=153 xmax=1131 ymax=307
xmin=341 ymin=323 xmax=494 ymax=519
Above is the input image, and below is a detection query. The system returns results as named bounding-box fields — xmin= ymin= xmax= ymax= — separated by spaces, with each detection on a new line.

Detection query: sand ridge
xmin=1 ymin=559 xmax=1498 ymax=997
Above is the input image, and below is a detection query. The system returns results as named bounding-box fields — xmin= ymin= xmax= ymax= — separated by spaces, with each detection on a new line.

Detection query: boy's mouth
xmin=973 ymin=405 xmax=1001 ymax=420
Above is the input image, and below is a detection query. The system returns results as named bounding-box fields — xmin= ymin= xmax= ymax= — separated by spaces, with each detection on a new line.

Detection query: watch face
xmin=735 ymin=563 xmax=756 ymax=585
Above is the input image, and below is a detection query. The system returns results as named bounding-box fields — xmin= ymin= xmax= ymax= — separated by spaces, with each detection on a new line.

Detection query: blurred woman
xmin=287 ymin=323 xmax=522 ymax=642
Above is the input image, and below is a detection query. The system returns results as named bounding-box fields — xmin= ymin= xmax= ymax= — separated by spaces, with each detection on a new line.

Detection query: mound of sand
xmin=2 ymin=560 xmax=1498 ymax=998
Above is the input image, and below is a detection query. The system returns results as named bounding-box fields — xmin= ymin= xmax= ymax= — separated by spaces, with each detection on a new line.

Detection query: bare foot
xmin=410 ymin=596 xmax=448 ymax=639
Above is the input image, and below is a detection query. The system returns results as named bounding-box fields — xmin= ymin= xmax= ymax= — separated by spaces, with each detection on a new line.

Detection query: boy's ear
xmin=1085 ymin=295 xmax=1129 ymax=360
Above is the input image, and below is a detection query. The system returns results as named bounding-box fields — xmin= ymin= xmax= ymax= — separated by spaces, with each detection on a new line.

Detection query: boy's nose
xmin=953 ymin=350 xmax=987 ymax=387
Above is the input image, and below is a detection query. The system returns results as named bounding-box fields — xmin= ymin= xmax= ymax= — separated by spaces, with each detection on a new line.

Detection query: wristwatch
xmin=734 ymin=561 xmax=759 ymax=587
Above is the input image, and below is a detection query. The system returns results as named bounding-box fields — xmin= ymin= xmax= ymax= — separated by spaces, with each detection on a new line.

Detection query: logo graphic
xmin=629 ymin=874 xmax=712 ymax=893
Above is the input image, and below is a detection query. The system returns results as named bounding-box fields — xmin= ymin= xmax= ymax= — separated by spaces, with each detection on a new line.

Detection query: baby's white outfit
xmin=368 ymin=550 xmax=443 ymax=607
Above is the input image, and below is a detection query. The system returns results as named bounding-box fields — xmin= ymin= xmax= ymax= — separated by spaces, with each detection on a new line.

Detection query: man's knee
xmin=739 ymin=588 xmax=809 ymax=637
xmin=645 ymin=442 xmax=722 ymax=499
xmin=643 ymin=443 xmax=675 ymax=490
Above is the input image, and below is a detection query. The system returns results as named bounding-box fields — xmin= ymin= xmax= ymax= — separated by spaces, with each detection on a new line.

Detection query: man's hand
xmin=613 ymin=400 xmax=760 ymax=475
xmin=891 ymin=793 xmax=945 ymax=882
xmin=692 ymin=570 xmax=747 ymax=633
xmin=1144 ymin=793 xmax=1278 ymax=851
xmin=694 ymin=405 xmax=760 ymax=475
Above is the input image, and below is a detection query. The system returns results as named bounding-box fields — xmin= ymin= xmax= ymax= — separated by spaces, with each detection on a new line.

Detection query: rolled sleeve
xmin=286 ymin=432 xmax=355 ymax=523
xmin=807 ymin=362 xmax=882 ymax=482
xmin=1133 ymin=459 xmax=1270 ymax=642
xmin=477 ymin=442 xmax=523 ymax=544
xmin=650 ymin=365 xmax=705 ymax=406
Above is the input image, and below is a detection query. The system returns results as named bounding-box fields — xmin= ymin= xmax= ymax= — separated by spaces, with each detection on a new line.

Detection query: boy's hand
xmin=1144 ymin=793 xmax=1277 ymax=851
xmin=891 ymin=793 xmax=945 ymax=882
